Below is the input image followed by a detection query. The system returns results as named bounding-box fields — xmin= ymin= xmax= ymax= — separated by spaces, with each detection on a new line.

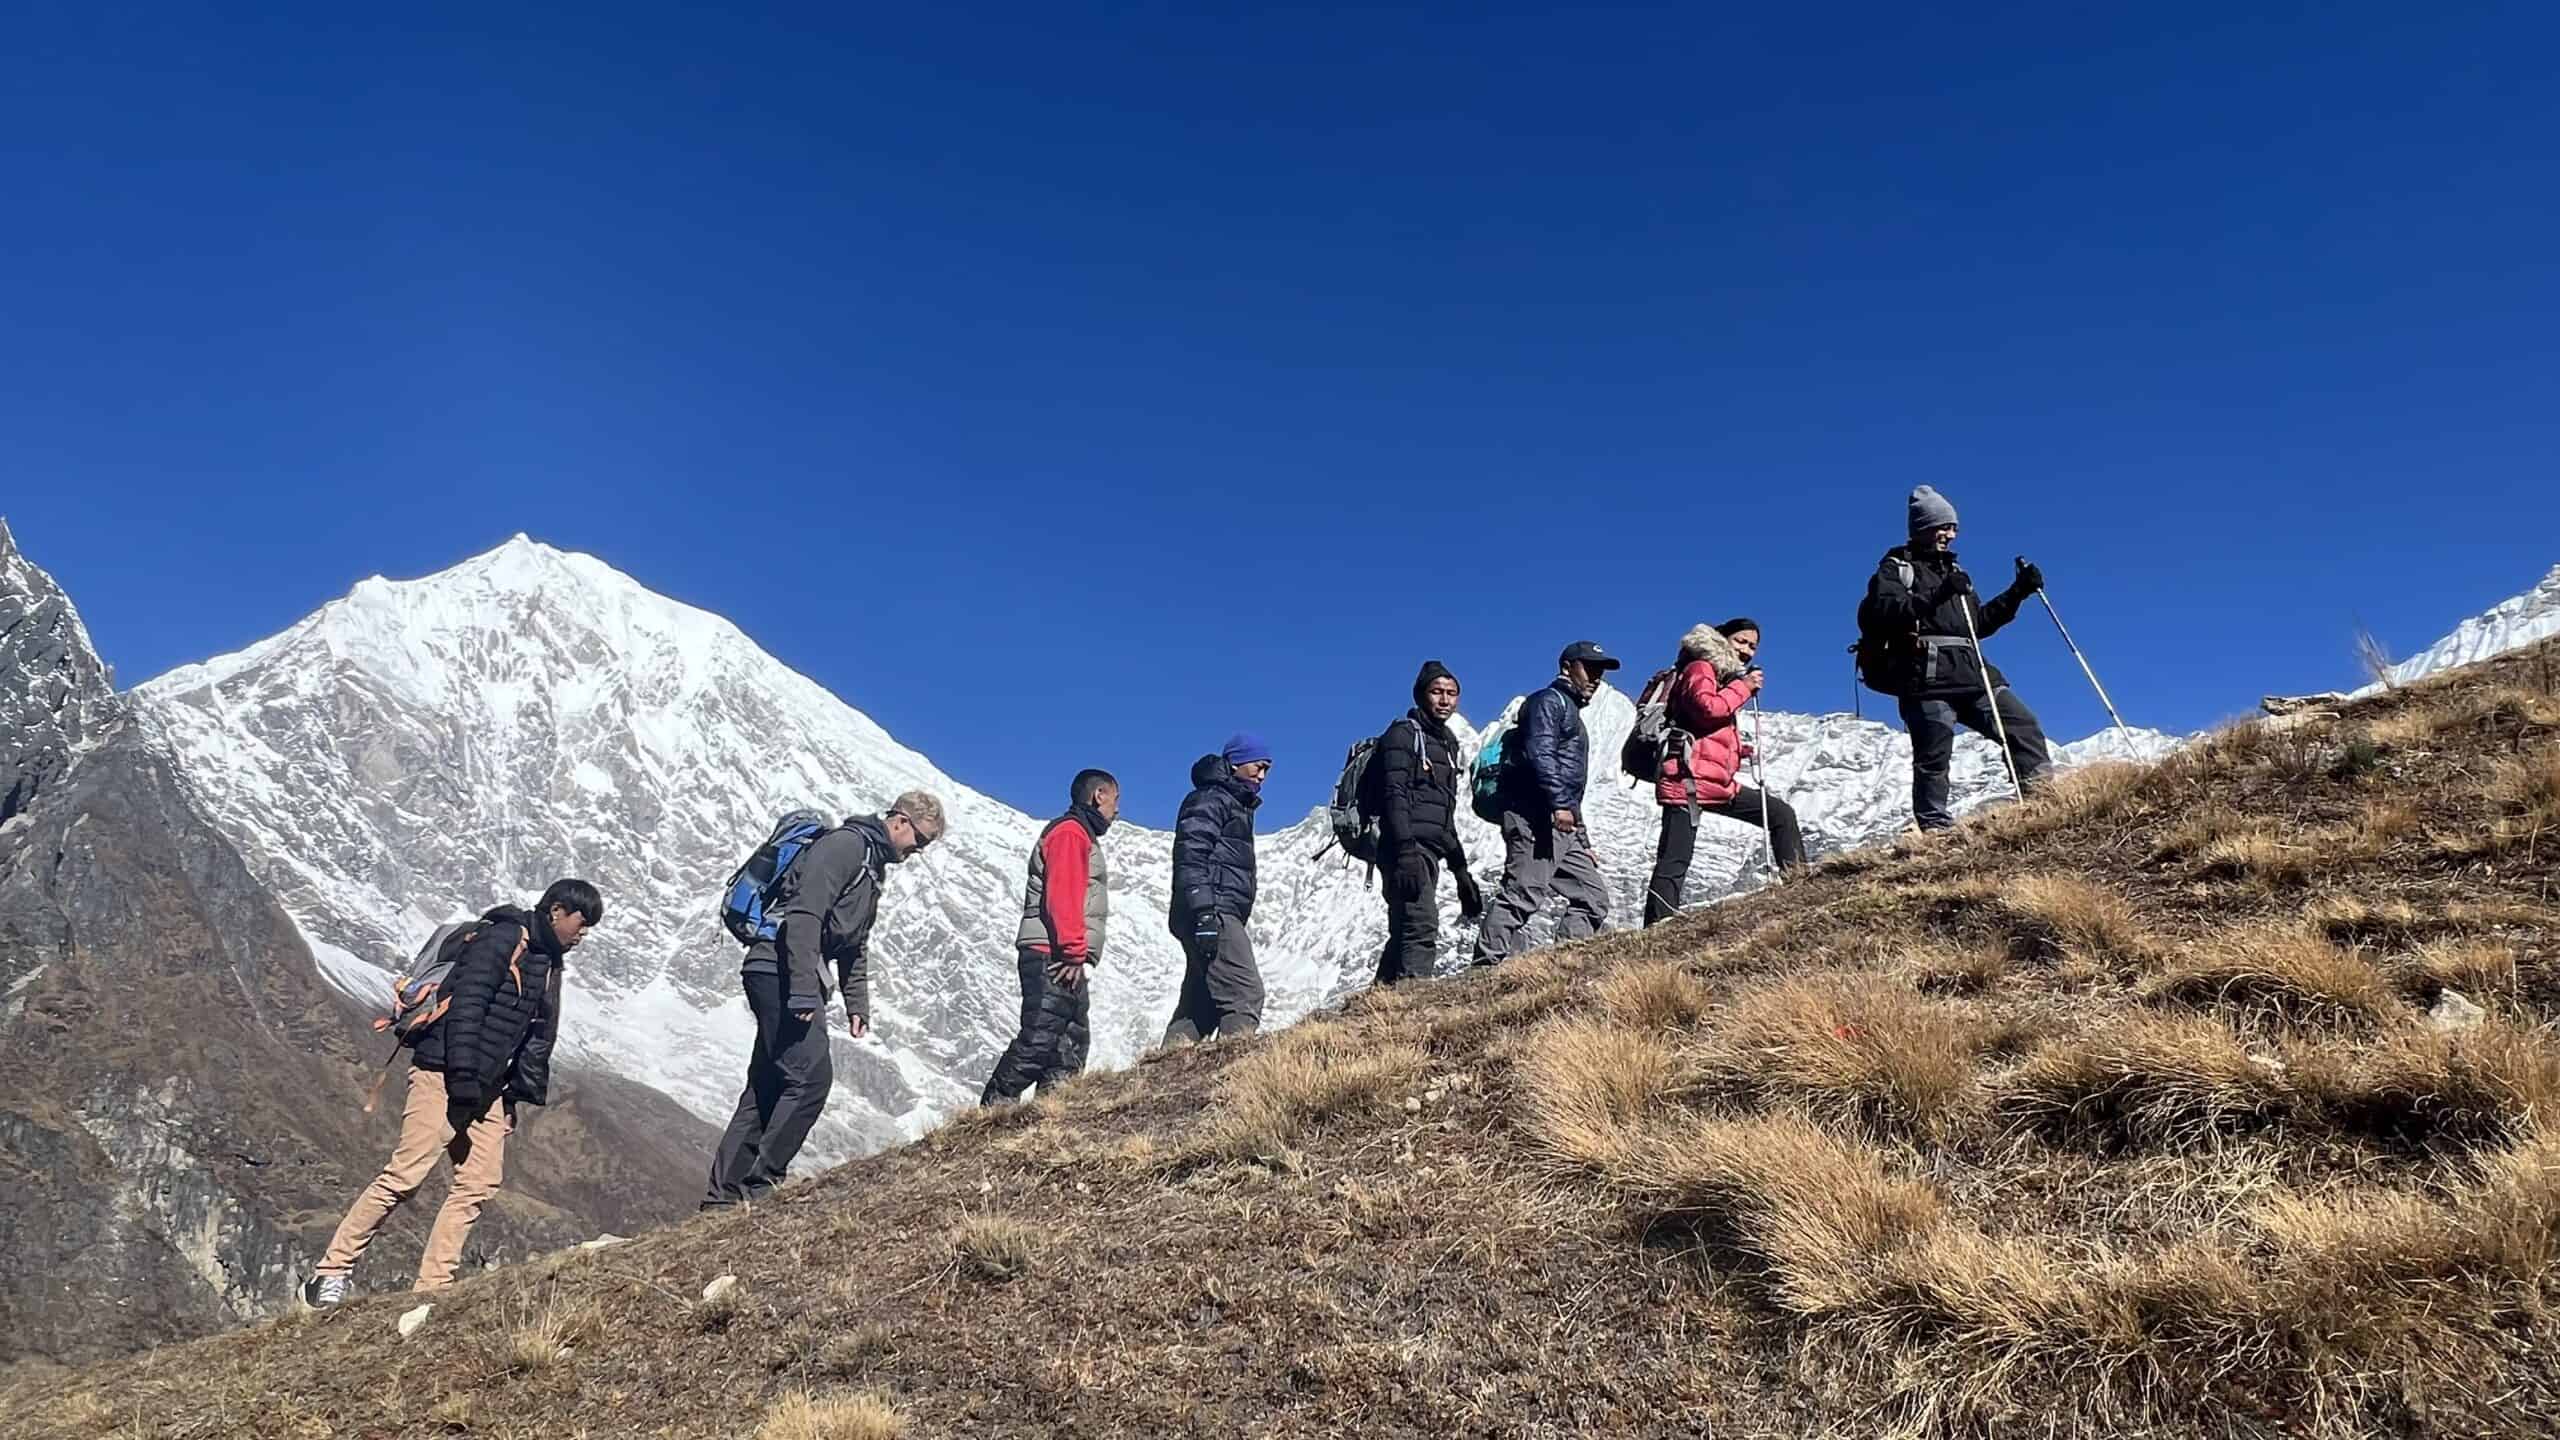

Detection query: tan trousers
xmin=317 ymin=1065 xmax=511 ymax=1290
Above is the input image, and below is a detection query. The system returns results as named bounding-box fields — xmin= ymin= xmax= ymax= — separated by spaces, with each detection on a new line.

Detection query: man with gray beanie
xmin=1856 ymin=486 xmax=2051 ymax=830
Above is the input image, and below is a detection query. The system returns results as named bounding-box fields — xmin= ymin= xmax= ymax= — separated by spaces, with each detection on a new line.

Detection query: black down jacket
xmin=1860 ymin=546 xmax=2031 ymax=697
xmin=1375 ymin=709 xmax=1468 ymax=863
xmin=412 ymin=904 xmax=565 ymax=1107
xmin=1170 ymin=754 xmax=1261 ymax=932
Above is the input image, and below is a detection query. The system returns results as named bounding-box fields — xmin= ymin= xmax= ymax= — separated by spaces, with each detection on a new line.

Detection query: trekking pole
xmin=2027 ymin=576 xmax=2134 ymax=749
xmin=1959 ymin=594 xmax=2024 ymax=801
xmin=1748 ymin=695 xmax=1779 ymax=878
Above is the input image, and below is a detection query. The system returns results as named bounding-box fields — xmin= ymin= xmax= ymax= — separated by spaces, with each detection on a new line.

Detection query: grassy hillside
xmin=16 ymin=639 xmax=2560 ymax=1439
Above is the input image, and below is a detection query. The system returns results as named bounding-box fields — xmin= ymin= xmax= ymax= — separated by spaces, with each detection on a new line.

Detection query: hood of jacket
xmin=839 ymin=812 xmax=899 ymax=867
xmin=483 ymin=902 xmax=566 ymax=960
xmin=1677 ymin=624 xmax=1747 ymax=683
xmin=1189 ymin=752 xmax=1262 ymax=808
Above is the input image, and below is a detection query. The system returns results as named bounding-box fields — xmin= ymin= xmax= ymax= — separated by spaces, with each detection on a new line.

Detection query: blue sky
xmin=5 ymin=3 xmax=2556 ymax=825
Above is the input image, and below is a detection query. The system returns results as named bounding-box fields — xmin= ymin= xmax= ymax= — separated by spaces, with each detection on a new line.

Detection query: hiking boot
xmin=302 ymin=1272 xmax=350 ymax=1308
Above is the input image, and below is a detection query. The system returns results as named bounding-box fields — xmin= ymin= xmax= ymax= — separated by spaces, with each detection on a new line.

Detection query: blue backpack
xmin=1470 ymin=725 xmax=1510 ymax=824
xmin=721 ymin=809 xmax=833 ymax=944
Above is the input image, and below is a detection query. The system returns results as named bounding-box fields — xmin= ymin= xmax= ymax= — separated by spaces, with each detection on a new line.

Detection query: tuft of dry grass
xmin=2000 ymin=1013 xmax=2285 ymax=1147
xmin=1609 ymin=1110 xmax=1948 ymax=1315
xmin=757 ymin=1391 xmax=907 ymax=1440
xmin=817 ymin=1324 xmax=900 ymax=1379
xmin=2147 ymin=803 xmax=2249 ymax=865
xmin=1699 ymin=972 xmax=2004 ymax=1138
xmin=1990 ymin=874 xmax=2157 ymax=966
xmin=1972 ymin=760 xmax=2154 ymax=842
xmin=2367 ymin=684 xmax=2560 ymax=751
xmin=1516 ymin=1017 xmax=1681 ymax=1171
xmin=2142 ymin=927 xmax=2401 ymax=1026
xmin=949 ymin=1215 xmax=1042 ymax=1281
xmin=1906 ymin=942 xmax=2011 ymax=995
xmin=38 ymin=1391 xmax=114 ymax=1431
xmin=505 ymin=1295 xmax=603 ymax=1372
xmin=2402 ymin=939 xmax=2518 ymax=1001
xmin=1593 ymin=962 xmax=1714 ymax=1030
xmin=2190 ymin=828 xmax=2315 ymax=888
xmin=2300 ymin=1018 xmax=2560 ymax=1152
xmin=2004 ymin=1009 xmax=2560 ymax=1156
xmin=1173 ymin=1026 xmax=1428 ymax=1167
xmin=2295 ymin=894 xmax=2559 ymax=945
xmin=2488 ymin=746 xmax=2560 ymax=851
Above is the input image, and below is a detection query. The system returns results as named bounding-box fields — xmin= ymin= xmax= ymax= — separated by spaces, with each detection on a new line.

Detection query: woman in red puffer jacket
xmin=1644 ymin=618 xmax=1806 ymax=926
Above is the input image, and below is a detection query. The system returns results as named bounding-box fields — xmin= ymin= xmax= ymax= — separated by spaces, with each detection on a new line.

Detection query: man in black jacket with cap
xmin=1374 ymin=660 xmax=1484 ymax=985
xmin=1861 ymin=485 xmax=2052 ymax=830
xmin=1473 ymin=641 xmax=1619 ymax=965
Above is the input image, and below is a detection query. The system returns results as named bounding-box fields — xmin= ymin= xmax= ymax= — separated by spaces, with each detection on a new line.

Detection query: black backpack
xmin=1324 ymin=725 xmax=1402 ymax=866
xmin=1853 ymin=555 xmax=1919 ymax=698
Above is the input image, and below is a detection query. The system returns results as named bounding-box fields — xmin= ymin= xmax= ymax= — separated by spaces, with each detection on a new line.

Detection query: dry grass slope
xmin=14 ymin=635 xmax=2560 ymax=1438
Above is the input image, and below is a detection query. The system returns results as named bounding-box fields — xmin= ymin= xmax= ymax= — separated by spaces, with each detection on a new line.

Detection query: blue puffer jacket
xmin=1502 ymin=678 xmax=1592 ymax=821
xmin=1169 ymin=753 xmax=1261 ymax=931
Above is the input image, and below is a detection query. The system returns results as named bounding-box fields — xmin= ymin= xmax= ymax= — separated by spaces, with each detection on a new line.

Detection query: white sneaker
xmin=301 ymin=1272 xmax=350 ymax=1307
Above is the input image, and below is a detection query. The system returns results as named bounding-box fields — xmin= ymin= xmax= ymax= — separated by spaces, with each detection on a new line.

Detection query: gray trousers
xmin=1163 ymin=916 xmax=1263 ymax=1044
xmin=1472 ymin=811 xmax=1608 ymax=963
xmin=704 ymin=970 xmax=833 ymax=1207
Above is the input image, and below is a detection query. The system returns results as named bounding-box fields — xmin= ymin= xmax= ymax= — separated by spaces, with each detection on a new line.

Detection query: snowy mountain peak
xmin=2376 ymin=563 xmax=2560 ymax=691
xmin=0 ymin=517 xmax=118 ymax=822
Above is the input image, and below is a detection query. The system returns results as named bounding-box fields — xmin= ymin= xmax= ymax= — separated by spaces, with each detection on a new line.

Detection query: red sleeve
xmin=1039 ymin=823 xmax=1093 ymax=959
xmin=1670 ymin=662 xmax=1752 ymax=728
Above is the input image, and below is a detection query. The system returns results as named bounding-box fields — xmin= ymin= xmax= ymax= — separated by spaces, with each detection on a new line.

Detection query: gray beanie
xmin=1908 ymin=485 xmax=1958 ymax=534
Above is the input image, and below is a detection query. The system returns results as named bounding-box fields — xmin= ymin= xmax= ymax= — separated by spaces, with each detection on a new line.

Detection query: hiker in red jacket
xmin=982 ymin=769 xmax=1117 ymax=1103
xmin=1643 ymin=619 xmax=1806 ymax=925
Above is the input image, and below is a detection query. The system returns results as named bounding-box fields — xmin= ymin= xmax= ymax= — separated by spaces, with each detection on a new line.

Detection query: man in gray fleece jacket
xmin=703 ymin=790 xmax=946 ymax=1207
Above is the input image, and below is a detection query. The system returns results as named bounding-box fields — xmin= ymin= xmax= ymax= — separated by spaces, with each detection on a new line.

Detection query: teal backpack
xmin=1469 ymin=724 xmax=1510 ymax=823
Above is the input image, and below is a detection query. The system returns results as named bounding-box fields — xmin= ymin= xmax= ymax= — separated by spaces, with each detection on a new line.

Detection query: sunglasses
xmin=892 ymin=813 xmax=940 ymax=851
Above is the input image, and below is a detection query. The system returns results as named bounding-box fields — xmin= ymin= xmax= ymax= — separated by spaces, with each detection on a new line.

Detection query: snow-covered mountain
xmin=129 ymin=540 xmax=2520 ymax=1166
xmin=2373 ymin=563 xmax=2560 ymax=691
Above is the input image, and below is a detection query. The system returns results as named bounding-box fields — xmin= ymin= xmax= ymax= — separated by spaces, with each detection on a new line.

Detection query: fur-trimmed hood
xmin=1677 ymin=624 xmax=1747 ymax=681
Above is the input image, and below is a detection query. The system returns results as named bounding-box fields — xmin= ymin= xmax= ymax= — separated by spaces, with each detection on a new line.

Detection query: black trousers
xmin=1376 ymin=852 xmax=1443 ymax=986
xmin=1162 ymin=917 xmax=1263 ymax=1044
xmin=981 ymin=947 xmax=1092 ymax=1103
xmin=1644 ymin=789 xmax=1807 ymax=926
xmin=703 ymin=971 xmax=834 ymax=1206
xmin=1900 ymin=687 xmax=2052 ymax=830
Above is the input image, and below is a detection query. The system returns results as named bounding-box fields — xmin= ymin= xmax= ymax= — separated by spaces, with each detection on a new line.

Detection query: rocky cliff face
xmin=0 ymin=522 xmax=711 ymax=1366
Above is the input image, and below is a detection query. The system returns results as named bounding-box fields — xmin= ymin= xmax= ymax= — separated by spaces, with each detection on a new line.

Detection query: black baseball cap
xmin=1559 ymin=640 xmax=1621 ymax=672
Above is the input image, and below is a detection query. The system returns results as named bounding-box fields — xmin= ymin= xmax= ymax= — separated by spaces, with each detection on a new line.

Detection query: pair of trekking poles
xmin=1957 ymin=563 xmax=2135 ymax=799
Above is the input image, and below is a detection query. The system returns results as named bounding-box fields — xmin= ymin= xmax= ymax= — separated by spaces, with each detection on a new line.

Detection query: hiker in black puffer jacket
xmin=1162 ymin=734 xmax=1269 ymax=1046
xmin=1374 ymin=661 xmax=1483 ymax=985
xmin=1862 ymin=485 xmax=2053 ymax=830
xmin=304 ymin=879 xmax=603 ymax=1307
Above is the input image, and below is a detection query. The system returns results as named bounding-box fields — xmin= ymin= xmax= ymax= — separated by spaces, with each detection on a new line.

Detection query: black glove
xmin=1454 ymin=867 xmax=1485 ymax=921
xmin=445 ymin=1099 xmax=481 ymax=1134
xmin=2011 ymin=557 xmax=2044 ymax=595
xmin=1392 ymin=847 xmax=1432 ymax=903
xmin=1938 ymin=566 xmax=1976 ymax=604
